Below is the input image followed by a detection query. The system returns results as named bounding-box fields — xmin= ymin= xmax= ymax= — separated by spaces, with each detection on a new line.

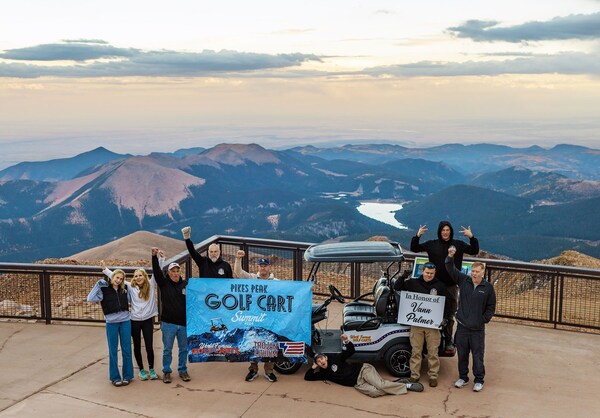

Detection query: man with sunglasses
xmin=410 ymin=221 xmax=480 ymax=352
xmin=394 ymin=262 xmax=451 ymax=388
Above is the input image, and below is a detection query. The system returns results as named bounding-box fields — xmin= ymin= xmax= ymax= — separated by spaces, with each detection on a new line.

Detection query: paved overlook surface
xmin=0 ymin=302 xmax=598 ymax=418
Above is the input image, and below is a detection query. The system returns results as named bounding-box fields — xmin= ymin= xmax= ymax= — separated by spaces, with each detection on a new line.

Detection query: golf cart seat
xmin=343 ymin=283 xmax=391 ymax=319
xmin=342 ymin=284 xmax=390 ymax=327
xmin=343 ymin=315 xmax=383 ymax=331
xmin=343 ymin=277 xmax=387 ymax=317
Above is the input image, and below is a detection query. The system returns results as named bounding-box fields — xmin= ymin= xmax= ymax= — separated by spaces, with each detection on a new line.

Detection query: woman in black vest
xmin=87 ymin=269 xmax=134 ymax=386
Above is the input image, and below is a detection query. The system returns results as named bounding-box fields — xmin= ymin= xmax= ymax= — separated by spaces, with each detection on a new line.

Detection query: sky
xmin=1 ymin=0 xmax=600 ymax=168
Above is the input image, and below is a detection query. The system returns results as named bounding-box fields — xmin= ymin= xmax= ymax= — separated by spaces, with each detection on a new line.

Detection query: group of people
xmin=87 ymin=221 xmax=496 ymax=396
xmin=400 ymin=221 xmax=496 ymax=392
xmin=86 ymin=226 xmax=277 ymax=387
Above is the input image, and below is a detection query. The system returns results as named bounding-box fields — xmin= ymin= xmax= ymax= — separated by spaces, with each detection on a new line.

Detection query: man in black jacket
xmin=181 ymin=226 xmax=233 ymax=278
xmin=445 ymin=246 xmax=496 ymax=392
xmin=394 ymin=263 xmax=451 ymax=388
xmin=152 ymin=247 xmax=190 ymax=384
xmin=304 ymin=334 xmax=423 ymax=397
xmin=411 ymin=221 xmax=479 ymax=350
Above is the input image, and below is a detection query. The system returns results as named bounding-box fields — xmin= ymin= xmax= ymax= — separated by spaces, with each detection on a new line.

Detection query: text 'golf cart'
xmin=275 ymin=241 xmax=417 ymax=377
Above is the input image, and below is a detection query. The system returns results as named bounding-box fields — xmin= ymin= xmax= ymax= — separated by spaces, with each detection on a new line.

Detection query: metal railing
xmin=1 ymin=235 xmax=599 ymax=332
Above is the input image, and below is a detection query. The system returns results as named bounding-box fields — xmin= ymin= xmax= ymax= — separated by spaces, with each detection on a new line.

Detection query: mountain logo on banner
xmin=279 ymin=341 xmax=305 ymax=356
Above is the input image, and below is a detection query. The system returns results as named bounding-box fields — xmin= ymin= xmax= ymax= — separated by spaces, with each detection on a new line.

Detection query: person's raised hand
xmin=417 ymin=224 xmax=428 ymax=238
xmin=460 ymin=225 xmax=473 ymax=238
xmin=236 ymin=250 xmax=245 ymax=259
xmin=151 ymin=247 xmax=159 ymax=257
xmin=100 ymin=260 xmax=106 ymax=270
xmin=181 ymin=226 xmax=191 ymax=240
xmin=448 ymin=245 xmax=457 ymax=258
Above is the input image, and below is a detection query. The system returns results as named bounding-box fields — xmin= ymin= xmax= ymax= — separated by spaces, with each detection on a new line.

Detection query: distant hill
xmin=69 ymin=230 xmax=186 ymax=262
xmin=0 ymin=147 xmax=130 ymax=182
xmin=469 ymin=166 xmax=600 ymax=203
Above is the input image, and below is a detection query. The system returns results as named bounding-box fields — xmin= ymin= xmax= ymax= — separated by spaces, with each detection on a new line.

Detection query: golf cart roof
xmin=304 ymin=241 xmax=404 ymax=263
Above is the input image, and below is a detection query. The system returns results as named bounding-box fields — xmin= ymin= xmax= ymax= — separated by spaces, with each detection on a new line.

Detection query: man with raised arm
xmin=234 ymin=249 xmax=278 ymax=383
xmin=181 ymin=226 xmax=233 ymax=278
xmin=152 ymin=247 xmax=190 ymax=384
xmin=411 ymin=221 xmax=479 ymax=350
xmin=446 ymin=245 xmax=496 ymax=392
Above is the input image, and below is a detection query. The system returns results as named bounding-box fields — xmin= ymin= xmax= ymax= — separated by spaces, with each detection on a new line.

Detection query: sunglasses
xmin=423 ymin=262 xmax=436 ymax=269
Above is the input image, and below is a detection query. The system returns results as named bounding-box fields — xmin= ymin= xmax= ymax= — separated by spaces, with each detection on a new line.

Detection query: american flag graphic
xmin=278 ymin=342 xmax=305 ymax=356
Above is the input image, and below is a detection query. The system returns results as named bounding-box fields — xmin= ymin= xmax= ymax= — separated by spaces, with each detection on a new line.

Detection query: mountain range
xmin=0 ymin=142 xmax=599 ymax=262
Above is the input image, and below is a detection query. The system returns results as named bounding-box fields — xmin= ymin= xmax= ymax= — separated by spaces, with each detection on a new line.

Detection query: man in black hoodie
xmin=181 ymin=226 xmax=233 ymax=278
xmin=410 ymin=221 xmax=479 ymax=350
xmin=394 ymin=263 xmax=451 ymax=388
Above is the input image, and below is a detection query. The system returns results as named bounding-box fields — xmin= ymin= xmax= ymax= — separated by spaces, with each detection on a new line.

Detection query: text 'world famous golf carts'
xmin=274 ymin=241 xmax=412 ymax=377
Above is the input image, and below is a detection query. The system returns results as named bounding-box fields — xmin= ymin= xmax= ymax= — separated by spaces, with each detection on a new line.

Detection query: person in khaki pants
xmin=394 ymin=262 xmax=450 ymax=388
xmin=304 ymin=334 xmax=424 ymax=396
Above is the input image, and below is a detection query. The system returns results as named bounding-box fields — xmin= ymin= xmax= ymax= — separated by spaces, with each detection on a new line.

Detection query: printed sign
xmin=397 ymin=290 xmax=445 ymax=329
xmin=412 ymin=256 xmax=479 ymax=278
xmin=186 ymin=278 xmax=312 ymax=363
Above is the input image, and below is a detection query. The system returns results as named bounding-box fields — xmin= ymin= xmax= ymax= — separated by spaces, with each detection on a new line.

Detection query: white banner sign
xmin=397 ymin=291 xmax=445 ymax=329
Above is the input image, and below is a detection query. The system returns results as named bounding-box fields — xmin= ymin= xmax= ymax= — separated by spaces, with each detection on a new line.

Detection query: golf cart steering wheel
xmin=328 ymin=284 xmax=345 ymax=303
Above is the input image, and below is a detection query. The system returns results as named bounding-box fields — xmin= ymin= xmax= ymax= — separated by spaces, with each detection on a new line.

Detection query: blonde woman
xmin=87 ymin=268 xmax=133 ymax=386
xmin=101 ymin=257 xmax=161 ymax=381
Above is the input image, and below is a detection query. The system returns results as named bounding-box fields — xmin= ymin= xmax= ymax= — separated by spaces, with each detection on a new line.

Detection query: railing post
xmin=40 ymin=270 xmax=52 ymax=324
xmin=549 ymin=273 xmax=556 ymax=328
xmin=351 ymin=262 xmax=361 ymax=299
xmin=557 ymin=274 xmax=564 ymax=330
xmin=294 ymin=247 xmax=303 ymax=281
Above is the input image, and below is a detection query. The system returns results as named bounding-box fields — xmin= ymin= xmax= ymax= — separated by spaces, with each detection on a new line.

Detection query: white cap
xmin=168 ymin=262 xmax=180 ymax=271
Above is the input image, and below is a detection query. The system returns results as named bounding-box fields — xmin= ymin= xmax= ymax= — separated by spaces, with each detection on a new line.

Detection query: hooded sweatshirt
xmin=410 ymin=221 xmax=479 ymax=287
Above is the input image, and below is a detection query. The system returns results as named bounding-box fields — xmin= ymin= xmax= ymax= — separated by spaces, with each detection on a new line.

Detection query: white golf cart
xmin=274 ymin=241 xmax=413 ymax=377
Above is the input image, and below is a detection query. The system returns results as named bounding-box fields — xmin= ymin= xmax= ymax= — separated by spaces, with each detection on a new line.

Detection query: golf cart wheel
xmin=274 ymin=360 xmax=302 ymax=375
xmin=384 ymin=343 xmax=411 ymax=377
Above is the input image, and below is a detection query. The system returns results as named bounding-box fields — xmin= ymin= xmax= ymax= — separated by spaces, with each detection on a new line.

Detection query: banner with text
xmin=186 ymin=278 xmax=312 ymax=363
xmin=397 ymin=290 xmax=445 ymax=329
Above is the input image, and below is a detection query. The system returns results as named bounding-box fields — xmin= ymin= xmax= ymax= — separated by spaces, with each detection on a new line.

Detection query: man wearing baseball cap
xmin=152 ymin=248 xmax=190 ymax=384
xmin=234 ymin=250 xmax=277 ymax=382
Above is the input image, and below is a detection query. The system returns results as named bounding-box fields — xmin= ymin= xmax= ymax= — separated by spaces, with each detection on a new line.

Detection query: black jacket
xmin=410 ymin=221 xmax=479 ymax=287
xmin=100 ymin=285 xmax=129 ymax=316
xmin=153 ymin=255 xmax=187 ymax=326
xmin=304 ymin=342 xmax=362 ymax=387
xmin=394 ymin=275 xmax=452 ymax=318
xmin=445 ymin=256 xmax=496 ymax=330
xmin=185 ymin=239 xmax=233 ymax=278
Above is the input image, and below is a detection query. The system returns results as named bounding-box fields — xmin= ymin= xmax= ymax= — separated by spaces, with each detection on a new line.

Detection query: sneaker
xmin=245 ymin=369 xmax=258 ymax=382
xmin=149 ymin=369 xmax=159 ymax=380
xmin=473 ymin=382 xmax=484 ymax=392
xmin=394 ymin=378 xmax=412 ymax=384
xmin=121 ymin=379 xmax=130 ymax=386
xmin=139 ymin=370 xmax=149 ymax=381
xmin=111 ymin=380 xmax=123 ymax=387
xmin=406 ymin=382 xmax=424 ymax=392
xmin=429 ymin=378 xmax=438 ymax=388
xmin=265 ymin=372 xmax=278 ymax=382
xmin=179 ymin=372 xmax=191 ymax=382
xmin=454 ymin=378 xmax=467 ymax=388
xmin=163 ymin=372 xmax=172 ymax=384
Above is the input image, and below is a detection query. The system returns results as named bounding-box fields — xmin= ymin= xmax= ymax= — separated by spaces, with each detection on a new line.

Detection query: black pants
xmin=444 ymin=285 xmax=459 ymax=345
xmin=455 ymin=324 xmax=486 ymax=384
xmin=131 ymin=318 xmax=155 ymax=370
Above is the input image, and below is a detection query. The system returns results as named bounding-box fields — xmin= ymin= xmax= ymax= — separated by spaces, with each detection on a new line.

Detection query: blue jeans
xmin=105 ymin=320 xmax=134 ymax=382
xmin=161 ymin=321 xmax=188 ymax=374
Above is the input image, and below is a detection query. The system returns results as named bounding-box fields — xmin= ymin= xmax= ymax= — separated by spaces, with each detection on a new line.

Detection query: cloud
xmin=362 ymin=52 xmax=600 ymax=77
xmin=0 ymin=42 xmax=138 ymax=61
xmin=0 ymin=41 xmax=322 ymax=78
xmin=448 ymin=12 xmax=600 ymax=42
